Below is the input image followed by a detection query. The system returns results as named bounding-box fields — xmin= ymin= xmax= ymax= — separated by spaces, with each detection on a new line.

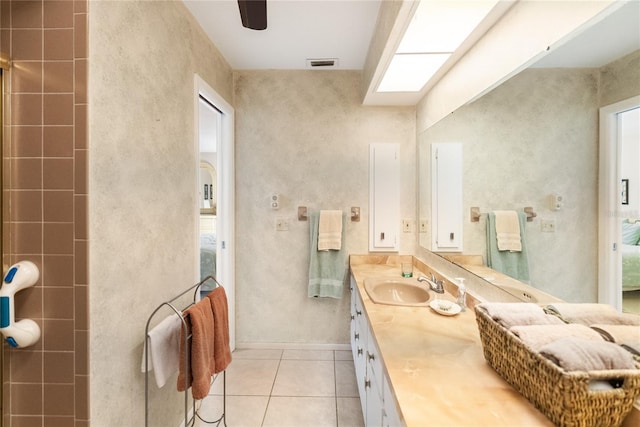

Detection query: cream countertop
xmin=350 ymin=256 xmax=555 ymax=427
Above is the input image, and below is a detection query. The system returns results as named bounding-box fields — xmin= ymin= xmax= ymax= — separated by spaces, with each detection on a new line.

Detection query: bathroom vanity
xmin=349 ymin=255 xmax=556 ymax=426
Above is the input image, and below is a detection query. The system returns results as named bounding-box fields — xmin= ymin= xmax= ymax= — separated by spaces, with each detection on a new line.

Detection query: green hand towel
xmin=308 ymin=212 xmax=347 ymax=299
xmin=486 ymin=211 xmax=530 ymax=283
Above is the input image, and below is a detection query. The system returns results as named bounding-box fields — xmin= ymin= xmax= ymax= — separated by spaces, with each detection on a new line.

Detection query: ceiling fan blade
xmin=237 ymin=0 xmax=267 ymax=30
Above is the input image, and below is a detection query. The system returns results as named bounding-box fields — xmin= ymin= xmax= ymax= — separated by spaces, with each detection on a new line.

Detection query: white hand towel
xmin=141 ymin=314 xmax=183 ymax=388
xmin=317 ymin=210 xmax=343 ymax=251
xmin=494 ymin=210 xmax=522 ymax=252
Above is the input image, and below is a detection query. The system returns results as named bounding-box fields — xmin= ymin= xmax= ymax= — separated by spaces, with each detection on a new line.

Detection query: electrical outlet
xmin=275 ymin=218 xmax=289 ymax=231
xmin=402 ymin=219 xmax=414 ymax=233
xmin=419 ymin=219 xmax=428 ymax=233
xmin=541 ymin=219 xmax=556 ymax=233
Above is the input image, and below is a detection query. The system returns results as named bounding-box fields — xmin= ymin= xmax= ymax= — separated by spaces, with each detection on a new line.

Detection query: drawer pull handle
xmin=354 ymin=332 xmax=359 ymax=340
xmin=357 ymin=347 xmax=363 ymax=356
xmin=356 ymin=310 xmax=362 ymax=316
xmin=365 ymin=379 xmax=371 ymax=388
xmin=367 ymin=352 xmax=375 ymax=362
xmin=350 ymin=315 xmax=355 ymax=320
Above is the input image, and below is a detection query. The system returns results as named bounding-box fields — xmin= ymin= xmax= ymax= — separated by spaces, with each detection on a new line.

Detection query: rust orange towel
xmin=177 ymin=298 xmax=215 ymax=399
xmin=207 ymin=286 xmax=232 ymax=373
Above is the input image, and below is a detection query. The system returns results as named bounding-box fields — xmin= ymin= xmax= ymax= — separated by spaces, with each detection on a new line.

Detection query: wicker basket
xmin=475 ymin=305 xmax=640 ymax=427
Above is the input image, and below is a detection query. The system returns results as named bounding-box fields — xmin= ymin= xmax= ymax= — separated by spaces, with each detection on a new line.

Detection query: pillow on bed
xmin=622 ymin=220 xmax=640 ymax=245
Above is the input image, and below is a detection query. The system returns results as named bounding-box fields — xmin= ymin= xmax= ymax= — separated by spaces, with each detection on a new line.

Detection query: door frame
xmin=598 ymin=95 xmax=640 ymax=309
xmin=194 ymin=75 xmax=235 ymax=350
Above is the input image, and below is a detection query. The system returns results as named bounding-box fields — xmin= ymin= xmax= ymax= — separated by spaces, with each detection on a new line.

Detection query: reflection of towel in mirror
xmin=510 ymin=324 xmax=604 ymax=351
xmin=206 ymin=286 xmax=232 ymax=374
xmin=494 ymin=210 xmax=522 ymax=252
xmin=308 ymin=211 xmax=347 ymax=298
xmin=317 ymin=210 xmax=343 ymax=251
xmin=486 ymin=212 xmax=529 ymax=283
xmin=545 ymin=303 xmax=640 ymax=326
xmin=141 ymin=315 xmax=182 ymax=388
xmin=177 ymin=298 xmax=215 ymax=399
xmin=540 ymin=338 xmax=636 ymax=371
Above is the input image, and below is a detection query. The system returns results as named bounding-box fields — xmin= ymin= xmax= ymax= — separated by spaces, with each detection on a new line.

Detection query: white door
xmin=598 ymin=96 xmax=640 ymax=311
xmin=195 ymin=75 xmax=235 ymax=350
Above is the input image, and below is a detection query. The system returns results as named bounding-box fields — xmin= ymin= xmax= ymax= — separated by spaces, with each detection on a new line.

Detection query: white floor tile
xmin=282 ymin=349 xmax=335 ymax=360
xmin=209 ymin=358 xmax=279 ymax=396
xmin=334 ymin=350 xmax=353 ymax=361
xmin=262 ymin=396 xmax=337 ymax=427
xmin=196 ymin=395 xmax=268 ymax=427
xmin=272 ymin=360 xmax=335 ymax=397
xmin=337 ymin=397 xmax=365 ymax=427
xmin=232 ymin=348 xmax=284 ymax=360
xmin=199 ymin=347 xmax=364 ymax=427
xmin=335 ymin=360 xmax=359 ymax=397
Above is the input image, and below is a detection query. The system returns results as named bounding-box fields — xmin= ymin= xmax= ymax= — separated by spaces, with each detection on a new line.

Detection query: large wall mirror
xmin=418 ymin=2 xmax=640 ymax=309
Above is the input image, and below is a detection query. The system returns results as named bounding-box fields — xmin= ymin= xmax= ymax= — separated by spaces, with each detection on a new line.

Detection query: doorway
xmin=598 ymin=95 xmax=640 ymax=312
xmin=194 ymin=75 xmax=236 ymax=350
xmin=619 ymin=107 xmax=640 ymax=314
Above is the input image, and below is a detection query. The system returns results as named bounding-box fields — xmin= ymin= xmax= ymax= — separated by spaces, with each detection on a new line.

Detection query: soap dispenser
xmin=456 ymin=278 xmax=466 ymax=312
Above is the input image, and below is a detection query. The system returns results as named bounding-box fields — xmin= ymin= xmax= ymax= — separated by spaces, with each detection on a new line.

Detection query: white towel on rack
xmin=317 ymin=210 xmax=343 ymax=251
xmin=494 ymin=210 xmax=522 ymax=252
xmin=141 ymin=314 xmax=182 ymax=388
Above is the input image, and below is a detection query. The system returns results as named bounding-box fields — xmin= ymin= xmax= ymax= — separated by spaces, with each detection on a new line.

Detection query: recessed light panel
xmin=377 ymin=53 xmax=451 ymax=92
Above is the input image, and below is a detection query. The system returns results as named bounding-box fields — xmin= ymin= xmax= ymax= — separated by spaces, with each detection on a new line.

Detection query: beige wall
xmin=234 ymin=70 xmax=415 ymax=345
xmin=88 ymin=1 xmax=232 ymax=425
xmin=416 ymin=50 xmax=640 ymax=304
xmin=599 ymin=50 xmax=640 ymax=107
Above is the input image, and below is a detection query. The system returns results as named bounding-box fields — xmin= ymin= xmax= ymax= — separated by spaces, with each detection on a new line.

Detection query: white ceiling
xmin=183 ymin=0 xmax=382 ymax=70
xmin=183 ymin=0 xmax=640 ymax=93
xmin=531 ymin=0 xmax=640 ymax=68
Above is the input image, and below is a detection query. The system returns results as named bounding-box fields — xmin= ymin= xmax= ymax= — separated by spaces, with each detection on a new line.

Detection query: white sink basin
xmin=364 ymin=278 xmax=431 ymax=306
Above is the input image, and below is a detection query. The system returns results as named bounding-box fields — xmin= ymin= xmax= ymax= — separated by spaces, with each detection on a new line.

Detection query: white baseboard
xmin=236 ymin=342 xmax=350 ymax=351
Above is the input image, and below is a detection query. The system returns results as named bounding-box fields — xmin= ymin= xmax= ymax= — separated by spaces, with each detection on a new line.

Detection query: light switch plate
xmin=541 ymin=219 xmax=555 ymax=232
xmin=275 ymin=218 xmax=289 ymax=231
xmin=402 ymin=219 xmax=414 ymax=233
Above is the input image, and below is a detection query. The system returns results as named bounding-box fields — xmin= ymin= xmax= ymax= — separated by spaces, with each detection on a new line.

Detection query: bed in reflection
xmin=622 ymin=220 xmax=640 ymax=292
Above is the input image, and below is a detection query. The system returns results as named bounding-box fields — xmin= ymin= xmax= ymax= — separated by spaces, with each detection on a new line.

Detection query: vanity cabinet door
xmin=351 ymin=278 xmax=368 ymax=416
xmin=365 ymin=371 xmax=383 ymax=427
xmin=382 ymin=374 xmax=404 ymax=427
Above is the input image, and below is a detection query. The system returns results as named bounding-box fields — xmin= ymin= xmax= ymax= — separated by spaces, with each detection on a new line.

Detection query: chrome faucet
xmin=418 ymin=273 xmax=444 ymax=294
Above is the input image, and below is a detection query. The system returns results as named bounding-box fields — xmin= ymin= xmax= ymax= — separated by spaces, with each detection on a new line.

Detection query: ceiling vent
xmin=306 ymin=58 xmax=339 ymax=69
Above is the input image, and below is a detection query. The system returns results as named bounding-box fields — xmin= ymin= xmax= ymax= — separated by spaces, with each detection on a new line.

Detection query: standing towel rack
xmin=144 ymin=275 xmax=227 ymax=427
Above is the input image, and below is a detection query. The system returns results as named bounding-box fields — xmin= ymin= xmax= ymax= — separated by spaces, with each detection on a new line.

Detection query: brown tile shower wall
xmin=1 ymin=1 xmax=89 ymax=426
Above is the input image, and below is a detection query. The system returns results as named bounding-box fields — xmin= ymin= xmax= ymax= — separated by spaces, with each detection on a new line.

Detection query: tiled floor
xmin=195 ymin=348 xmax=365 ymax=427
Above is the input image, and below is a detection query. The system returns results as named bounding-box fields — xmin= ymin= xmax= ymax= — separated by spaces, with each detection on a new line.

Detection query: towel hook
xmin=524 ymin=207 xmax=537 ymax=222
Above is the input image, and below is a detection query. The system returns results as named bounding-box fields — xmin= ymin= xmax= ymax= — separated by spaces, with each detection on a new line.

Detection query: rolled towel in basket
xmin=480 ymin=302 xmax=563 ymax=328
xmin=510 ymin=324 xmax=604 ymax=351
xmin=539 ymin=338 xmax=637 ymax=371
xmin=544 ymin=303 xmax=640 ymax=326
xmin=590 ymin=324 xmax=640 ymax=345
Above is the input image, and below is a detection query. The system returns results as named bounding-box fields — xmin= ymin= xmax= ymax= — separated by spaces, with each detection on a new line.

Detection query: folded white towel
xmin=494 ymin=210 xmax=522 ymax=252
xmin=141 ymin=315 xmax=183 ymax=388
xmin=317 ymin=210 xmax=343 ymax=251
xmin=510 ymin=324 xmax=604 ymax=351
xmin=540 ymin=338 xmax=636 ymax=371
